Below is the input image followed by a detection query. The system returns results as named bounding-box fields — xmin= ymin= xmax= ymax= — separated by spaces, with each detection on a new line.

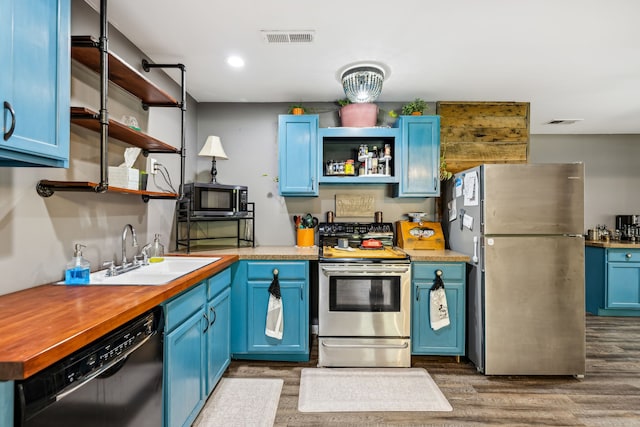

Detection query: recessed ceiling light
xmin=227 ymin=56 xmax=245 ymax=68
xmin=546 ymin=119 xmax=584 ymax=125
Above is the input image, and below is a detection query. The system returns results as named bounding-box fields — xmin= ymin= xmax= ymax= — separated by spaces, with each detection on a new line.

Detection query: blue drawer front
xmin=165 ymin=283 xmax=206 ymax=332
xmin=413 ymin=262 xmax=464 ymax=281
xmin=207 ymin=268 xmax=231 ymax=300
xmin=607 ymin=249 xmax=640 ymax=262
xmin=247 ymin=261 xmax=307 ymax=280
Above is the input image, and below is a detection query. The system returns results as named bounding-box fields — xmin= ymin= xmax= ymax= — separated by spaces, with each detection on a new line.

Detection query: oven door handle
xmin=321 ymin=341 xmax=409 ymax=349
xmin=320 ymin=265 xmax=410 ymax=275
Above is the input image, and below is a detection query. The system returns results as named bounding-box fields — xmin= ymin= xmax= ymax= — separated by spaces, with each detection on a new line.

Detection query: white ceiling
xmin=86 ymin=0 xmax=640 ymax=134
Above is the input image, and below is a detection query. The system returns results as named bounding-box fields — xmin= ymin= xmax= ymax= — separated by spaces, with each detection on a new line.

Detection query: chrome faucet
xmin=121 ymin=223 xmax=138 ymax=266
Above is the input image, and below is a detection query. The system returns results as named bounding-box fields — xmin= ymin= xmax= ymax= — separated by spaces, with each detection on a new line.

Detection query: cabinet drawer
xmin=413 ymin=262 xmax=464 ymax=281
xmin=207 ymin=268 xmax=231 ymax=300
xmin=247 ymin=261 xmax=307 ymax=281
xmin=607 ymin=249 xmax=640 ymax=263
xmin=165 ymin=282 xmax=206 ymax=332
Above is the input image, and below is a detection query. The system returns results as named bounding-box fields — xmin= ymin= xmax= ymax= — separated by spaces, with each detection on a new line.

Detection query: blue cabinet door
xmin=206 ymin=288 xmax=231 ymax=394
xmin=393 ymin=116 xmax=440 ymax=197
xmin=607 ymin=263 xmax=640 ymax=309
xmin=411 ymin=262 xmax=465 ymax=355
xmin=247 ymin=280 xmax=308 ymax=356
xmin=165 ymin=311 xmax=206 ymax=427
xmin=0 ymin=0 xmax=70 ymax=167
xmin=278 ymin=114 xmax=318 ymax=196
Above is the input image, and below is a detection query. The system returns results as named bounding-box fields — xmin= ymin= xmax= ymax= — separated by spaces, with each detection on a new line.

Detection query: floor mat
xmin=194 ymin=378 xmax=283 ymax=426
xmin=298 ymin=368 xmax=452 ymax=412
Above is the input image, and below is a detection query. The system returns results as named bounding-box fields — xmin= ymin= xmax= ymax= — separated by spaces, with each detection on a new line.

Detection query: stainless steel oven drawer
xmin=318 ymin=337 xmax=411 ymax=368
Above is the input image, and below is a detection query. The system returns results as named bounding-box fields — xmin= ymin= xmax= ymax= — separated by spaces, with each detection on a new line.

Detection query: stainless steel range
xmin=317 ymin=222 xmax=411 ymax=367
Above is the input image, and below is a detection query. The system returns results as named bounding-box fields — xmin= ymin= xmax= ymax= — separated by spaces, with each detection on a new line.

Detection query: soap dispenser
xmin=65 ymin=243 xmax=91 ymax=285
xmin=147 ymin=234 xmax=165 ymax=263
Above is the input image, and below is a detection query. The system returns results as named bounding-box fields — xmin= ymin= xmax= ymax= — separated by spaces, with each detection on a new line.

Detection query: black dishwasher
xmin=15 ymin=307 xmax=164 ymax=427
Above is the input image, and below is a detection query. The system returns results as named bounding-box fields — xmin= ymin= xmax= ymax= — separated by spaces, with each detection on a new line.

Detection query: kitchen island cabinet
xmin=586 ymin=243 xmax=640 ymax=316
xmin=411 ymin=261 xmax=466 ymax=356
xmin=230 ymin=260 xmax=310 ymax=361
xmin=0 ymin=0 xmax=70 ymax=167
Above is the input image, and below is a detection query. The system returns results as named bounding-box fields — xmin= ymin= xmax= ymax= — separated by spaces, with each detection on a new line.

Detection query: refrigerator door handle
xmin=472 ymin=236 xmax=479 ymax=264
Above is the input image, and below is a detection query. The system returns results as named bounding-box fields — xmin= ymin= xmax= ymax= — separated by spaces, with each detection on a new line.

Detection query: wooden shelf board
xmin=38 ymin=180 xmax=178 ymax=198
xmin=71 ymin=107 xmax=179 ymax=153
xmin=71 ymin=35 xmax=179 ymax=106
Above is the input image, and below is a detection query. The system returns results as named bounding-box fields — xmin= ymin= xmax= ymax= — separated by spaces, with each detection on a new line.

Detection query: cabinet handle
xmin=273 ymin=268 xmax=279 ymax=276
xmin=416 ymin=285 xmax=419 ymax=301
xmin=3 ymin=101 xmax=16 ymax=141
xmin=626 ymin=253 xmax=632 ymax=259
xmin=202 ymin=312 xmax=210 ymax=334
xmin=209 ymin=306 xmax=217 ymax=326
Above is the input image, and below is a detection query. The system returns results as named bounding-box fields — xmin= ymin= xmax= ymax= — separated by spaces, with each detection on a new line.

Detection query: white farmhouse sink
xmin=85 ymin=256 xmax=221 ymax=285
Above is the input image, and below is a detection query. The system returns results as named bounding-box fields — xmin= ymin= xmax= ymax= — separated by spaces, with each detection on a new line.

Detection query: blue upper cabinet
xmin=393 ymin=116 xmax=441 ymax=197
xmin=278 ymin=114 xmax=318 ymax=196
xmin=0 ymin=0 xmax=70 ymax=167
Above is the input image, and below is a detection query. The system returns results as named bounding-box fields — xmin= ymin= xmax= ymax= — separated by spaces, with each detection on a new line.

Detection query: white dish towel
xmin=265 ymin=272 xmax=283 ymax=339
xmin=430 ymin=287 xmax=450 ymax=331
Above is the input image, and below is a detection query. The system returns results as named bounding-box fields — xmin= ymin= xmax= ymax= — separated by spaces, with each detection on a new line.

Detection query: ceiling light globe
xmin=341 ymin=65 xmax=385 ymax=103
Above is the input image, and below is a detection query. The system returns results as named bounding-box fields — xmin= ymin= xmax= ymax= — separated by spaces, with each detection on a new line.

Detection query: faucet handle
xmin=134 ymin=252 xmax=149 ymax=266
xmin=102 ymin=260 xmax=117 ymax=276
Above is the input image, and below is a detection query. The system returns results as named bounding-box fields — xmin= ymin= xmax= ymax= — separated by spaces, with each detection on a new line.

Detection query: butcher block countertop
xmin=585 ymin=240 xmax=640 ymax=249
xmin=0 ymin=255 xmax=237 ymax=381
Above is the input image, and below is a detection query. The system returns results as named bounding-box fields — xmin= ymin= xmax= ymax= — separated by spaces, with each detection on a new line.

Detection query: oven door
xmin=319 ymin=263 xmax=411 ymax=337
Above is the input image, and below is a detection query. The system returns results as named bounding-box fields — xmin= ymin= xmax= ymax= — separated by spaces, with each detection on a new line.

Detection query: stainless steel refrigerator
xmin=443 ymin=163 xmax=586 ymax=376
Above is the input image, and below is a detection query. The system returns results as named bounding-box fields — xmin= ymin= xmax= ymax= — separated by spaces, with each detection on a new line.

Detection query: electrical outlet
xmin=149 ymin=158 xmax=157 ymax=175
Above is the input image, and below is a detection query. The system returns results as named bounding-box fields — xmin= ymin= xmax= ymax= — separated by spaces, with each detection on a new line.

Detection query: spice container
xmin=345 ymin=159 xmax=354 ymax=175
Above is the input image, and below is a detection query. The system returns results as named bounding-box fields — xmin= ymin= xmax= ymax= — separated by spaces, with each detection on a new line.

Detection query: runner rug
xmin=298 ymin=368 xmax=452 ymax=412
xmin=193 ymin=378 xmax=283 ymax=426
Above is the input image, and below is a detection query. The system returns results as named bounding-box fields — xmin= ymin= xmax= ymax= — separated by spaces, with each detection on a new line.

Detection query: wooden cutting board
xmin=322 ymin=246 xmax=407 ymax=259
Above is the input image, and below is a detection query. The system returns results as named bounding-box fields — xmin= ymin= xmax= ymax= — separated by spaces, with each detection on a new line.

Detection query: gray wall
xmin=529 ymin=134 xmax=640 ymax=229
xmin=1 ymin=2 xmax=639 ymax=295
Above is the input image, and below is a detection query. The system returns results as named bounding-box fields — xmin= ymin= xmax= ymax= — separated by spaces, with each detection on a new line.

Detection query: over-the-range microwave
xmin=183 ymin=182 xmax=249 ymax=217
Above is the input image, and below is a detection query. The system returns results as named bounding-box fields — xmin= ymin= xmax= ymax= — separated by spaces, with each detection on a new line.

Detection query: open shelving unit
xmin=36 ymin=2 xmax=185 ymax=201
xmin=175 ymin=202 xmax=255 ymax=253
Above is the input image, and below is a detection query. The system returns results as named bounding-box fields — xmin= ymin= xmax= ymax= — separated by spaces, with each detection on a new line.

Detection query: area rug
xmin=193 ymin=378 xmax=283 ymax=426
xmin=298 ymin=368 xmax=452 ymax=412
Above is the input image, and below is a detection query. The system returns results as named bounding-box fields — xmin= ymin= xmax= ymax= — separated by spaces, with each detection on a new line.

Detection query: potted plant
xmin=336 ymin=98 xmax=378 ymax=127
xmin=288 ymin=104 xmax=305 ymax=115
xmin=401 ymin=98 xmax=428 ymax=116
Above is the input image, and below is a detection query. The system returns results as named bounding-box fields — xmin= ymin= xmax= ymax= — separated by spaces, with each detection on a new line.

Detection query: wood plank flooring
xmin=221 ymin=315 xmax=640 ymax=426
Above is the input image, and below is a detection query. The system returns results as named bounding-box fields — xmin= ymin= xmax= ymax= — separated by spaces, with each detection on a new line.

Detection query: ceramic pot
xmin=339 ymin=103 xmax=378 ymax=127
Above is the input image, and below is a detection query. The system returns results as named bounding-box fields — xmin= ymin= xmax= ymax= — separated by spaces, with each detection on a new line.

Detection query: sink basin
xmin=84 ymin=256 xmax=221 ymax=286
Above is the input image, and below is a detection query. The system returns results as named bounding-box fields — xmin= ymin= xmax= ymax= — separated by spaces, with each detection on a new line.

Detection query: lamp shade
xmin=198 ymin=136 xmax=228 ymax=159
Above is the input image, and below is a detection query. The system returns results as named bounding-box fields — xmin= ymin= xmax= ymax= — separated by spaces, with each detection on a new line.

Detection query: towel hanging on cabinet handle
xmin=429 ymin=270 xmax=450 ymax=331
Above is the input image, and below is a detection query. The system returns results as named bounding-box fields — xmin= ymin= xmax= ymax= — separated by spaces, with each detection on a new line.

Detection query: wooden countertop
xmin=585 ymin=240 xmax=640 ymax=249
xmin=0 ymin=247 xmax=469 ymax=381
xmin=0 ymin=255 xmax=237 ymax=381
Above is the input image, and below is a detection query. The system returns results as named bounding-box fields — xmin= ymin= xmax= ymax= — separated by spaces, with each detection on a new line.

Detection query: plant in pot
xmin=401 ymin=98 xmax=428 ymax=116
xmin=288 ymin=104 xmax=305 ymax=115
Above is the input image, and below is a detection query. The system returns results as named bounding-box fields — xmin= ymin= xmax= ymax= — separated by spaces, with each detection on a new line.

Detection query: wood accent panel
xmin=437 ymin=101 xmax=530 ymax=174
xmin=0 ymin=255 xmax=237 ymax=380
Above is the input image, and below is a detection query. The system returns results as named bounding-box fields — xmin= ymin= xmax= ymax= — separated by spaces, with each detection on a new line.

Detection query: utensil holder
xmin=297 ymin=228 xmax=314 ymax=247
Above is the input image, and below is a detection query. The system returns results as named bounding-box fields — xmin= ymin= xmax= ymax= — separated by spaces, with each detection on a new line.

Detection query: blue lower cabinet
xmin=586 ymin=246 xmax=640 ymax=316
xmin=231 ymin=260 xmax=309 ymax=361
xmin=411 ymin=262 xmax=466 ymax=356
xmin=163 ymin=267 xmax=231 ymax=427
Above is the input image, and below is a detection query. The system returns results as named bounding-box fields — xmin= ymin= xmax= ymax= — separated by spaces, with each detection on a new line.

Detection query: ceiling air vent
xmin=261 ymin=30 xmax=315 ymax=44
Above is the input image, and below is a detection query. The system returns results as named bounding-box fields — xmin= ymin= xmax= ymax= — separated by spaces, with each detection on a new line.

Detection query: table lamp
xmin=198 ymin=136 xmax=228 ymax=183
